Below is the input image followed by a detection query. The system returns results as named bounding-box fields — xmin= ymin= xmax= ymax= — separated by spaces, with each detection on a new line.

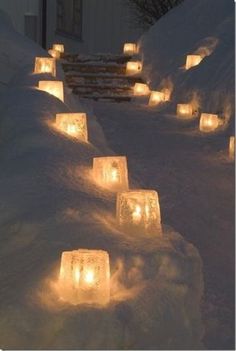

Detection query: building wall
xmin=47 ymin=0 xmax=143 ymax=54
xmin=0 ymin=0 xmax=144 ymax=54
xmin=0 ymin=0 xmax=41 ymax=42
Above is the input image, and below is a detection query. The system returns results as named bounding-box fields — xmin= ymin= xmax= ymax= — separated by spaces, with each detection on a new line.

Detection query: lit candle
xmin=133 ymin=83 xmax=150 ymax=96
xmin=111 ymin=166 xmax=119 ymax=182
xmin=132 ymin=204 xmax=142 ymax=223
xmin=148 ymin=91 xmax=165 ymax=106
xmin=123 ymin=43 xmax=137 ymax=55
xmin=176 ymin=104 xmax=193 ymax=119
xmin=126 ymin=61 xmax=142 ymax=75
xmin=199 ymin=113 xmax=219 ymax=132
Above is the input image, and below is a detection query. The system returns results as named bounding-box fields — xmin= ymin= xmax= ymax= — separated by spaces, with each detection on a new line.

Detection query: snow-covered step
xmin=62 ymin=62 xmax=126 ymax=74
xmin=73 ymin=91 xmax=132 ymax=101
xmin=65 ymin=72 xmax=144 ymax=84
xmin=62 ymin=53 xmax=132 ymax=64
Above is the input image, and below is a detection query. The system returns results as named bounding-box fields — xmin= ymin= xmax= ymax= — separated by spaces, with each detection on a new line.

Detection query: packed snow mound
xmin=139 ymin=0 xmax=234 ymax=130
xmin=0 ymin=10 xmax=47 ymax=88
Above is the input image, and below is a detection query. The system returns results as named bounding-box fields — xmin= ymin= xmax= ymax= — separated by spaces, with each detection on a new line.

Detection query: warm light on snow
xmin=133 ymin=83 xmax=150 ymax=96
xmin=185 ymin=55 xmax=203 ymax=70
xmin=93 ymin=156 xmax=129 ymax=191
xmin=126 ymin=61 xmax=142 ymax=75
xmin=123 ymin=43 xmax=137 ymax=55
xmin=59 ymin=249 xmax=110 ymax=305
xmin=199 ymin=113 xmax=219 ymax=132
xmin=162 ymin=88 xmax=171 ymax=101
xmin=34 ymin=57 xmax=56 ymax=76
xmin=48 ymin=49 xmax=61 ymax=59
xmin=116 ymin=190 xmax=161 ymax=234
xmin=148 ymin=91 xmax=165 ymax=106
xmin=52 ymin=44 xmax=64 ymax=53
xmin=177 ymin=104 xmax=193 ymax=119
xmin=229 ymin=136 xmax=235 ymax=160
xmin=38 ymin=81 xmax=64 ymax=102
xmin=55 ymin=113 xmax=88 ymax=141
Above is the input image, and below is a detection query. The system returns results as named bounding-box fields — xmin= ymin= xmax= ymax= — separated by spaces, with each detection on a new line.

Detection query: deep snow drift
xmin=0 ymin=9 xmax=204 ymax=350
xmin=139 ymin=0 xmax=234 ymax=131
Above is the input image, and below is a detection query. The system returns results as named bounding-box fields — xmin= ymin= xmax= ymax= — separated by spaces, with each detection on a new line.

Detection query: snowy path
xmin=92 ymin=100 xmax=235 ymax=350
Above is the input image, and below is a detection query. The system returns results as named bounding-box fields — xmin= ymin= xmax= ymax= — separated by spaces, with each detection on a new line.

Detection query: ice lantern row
xmin=56 ymin=113 xmax=88 ymax=142
xmin=38 ymin=81 xmax=64 ymax=102
xmin=34 ymin=57 xmax=56 ymax=76
xmin=59 ymin=249 xmax=110 ymax=305
xmin=123 ymin=43 xmax=137 ymax=55
xmin=93 ymin=156 xmax=129 ymax=191
xmin=116 ymin=190 xmax=161 ymax=235
xmin=185 ymin=55 xmax=202 ymax=70
xmin=199 ymin=113 xmax=219 ymax=133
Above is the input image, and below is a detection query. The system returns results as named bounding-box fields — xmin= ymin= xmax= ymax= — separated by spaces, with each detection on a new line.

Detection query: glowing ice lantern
xmin=229 ymin=136 xmax=235 ymax=160
xmin=148 ymin=91 xmax=165 ymax=106
xmin=34 ymin=57 xmax=56 ymax=76
xmin=116 ymin=190 xmax=161 ymax=235
xmin=93 ymin=156 xmax=129 ymax=191
xmin=59 ymin=249 xmax=110 ymax=305
xmin=177 ymin=104 xmax=193 ymax=119
xmin=123 ymin=43 xmax=137 ymax=55
xmin=48 ymin=49 xmax=61 ymax=59
xmin=185 ymin=55 xmax=202 ymax=70
xmin=126 ymin=61 xmax=142 ymax=75
xmin=53 ymin=44 xmax=64 ymax=53
xmin=56 ymin=113 xmax=88 ymax=141
xmin=38 ymin=81 xmax=64 ymax=102
xmin=199 ymin=113 xmax=219 ymax=133
xmin=133 ymin=83 xmax=150 ymax=96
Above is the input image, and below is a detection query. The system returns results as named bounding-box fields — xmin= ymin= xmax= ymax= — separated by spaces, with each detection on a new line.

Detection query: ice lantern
xmin=133 ymin=83 xmax=150 ymax=96
xmin=48 ymin=49 xmax=61 ymax=59
xmin=38 ymin=81 xmax=64 ymax=102
xmin=148 ymin=91 xmax=165 ymax=106
xmin=53 ymin=44 xmax=64 ymax=53
xmin=116 ymin=190 xmax=161 ymax=235
xmin=123 ymin=43 xmax=137 ymax=55
xmin=59 ymin=249 xmax=110 ymax=305
xmin=56 ymin=113 xmax=88 ymax=141
xmin=177 ymin=104 xmax=193 ymax=119
xmin=185 ymin=55 xmax=202 ymax=70
xmin=93 ymin=156 xmax=129 ymax=191
xmin=199 ymin=113 xmax=219 ymax=133
xmin=34 ymin=57 xmax=56 ymax=76
xmin=229 ymin=136 xmax=235 ymax=160
xmin=126 ymin=61 xmax=142 ymax=75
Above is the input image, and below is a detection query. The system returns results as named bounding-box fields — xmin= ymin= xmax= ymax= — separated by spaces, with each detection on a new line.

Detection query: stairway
xmin=61 ymin=53 xmax=145 ymax=102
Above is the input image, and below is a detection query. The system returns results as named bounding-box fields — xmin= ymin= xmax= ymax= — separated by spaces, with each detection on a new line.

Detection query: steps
xmin=61 ymin=53 xmax=146 ymax=102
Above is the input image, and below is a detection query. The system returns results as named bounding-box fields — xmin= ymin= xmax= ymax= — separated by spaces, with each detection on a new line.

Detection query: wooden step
xmin=62 ymin=53 xmax=133 ymax=64
xmin=62 ymin=62 xmax=126 ymax=74
xmin=65 ymin=72 xmax=144 ymax=84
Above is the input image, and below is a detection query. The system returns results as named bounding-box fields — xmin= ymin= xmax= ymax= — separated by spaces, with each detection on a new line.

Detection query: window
xmin=57 ymin=0 xmax=82 ymax=39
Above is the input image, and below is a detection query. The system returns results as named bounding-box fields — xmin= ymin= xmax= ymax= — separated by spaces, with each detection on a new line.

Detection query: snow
xmin=139 ymin=0 xmax=234 ymax=132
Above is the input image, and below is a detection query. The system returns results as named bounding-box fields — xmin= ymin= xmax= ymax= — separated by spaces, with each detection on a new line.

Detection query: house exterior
xmin=0 ymin=0 xmax=144 ymax=53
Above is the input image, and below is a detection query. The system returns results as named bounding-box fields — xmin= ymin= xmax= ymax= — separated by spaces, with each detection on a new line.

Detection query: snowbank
xmin=0 ymin=10 xmax=204 ymax=349
xmin=139 ymin=0 xmax=234 ymax=131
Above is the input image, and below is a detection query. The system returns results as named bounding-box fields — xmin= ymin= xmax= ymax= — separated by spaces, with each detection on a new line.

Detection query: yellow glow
xmin=38 ymin=80 xmax=64 ymax=102
xmin=126 ymin=61 xmax=142 ymax=75
xmin=53 ymin=44 xmax=64 ymax=53
xmin=229 ymin=136 xmax=235 ymax=160
xmin=185 ymin=55 xmax=203 ymax=70
xmin=48 ymin=49 xmax=60 ymax=59
xmin=133 ymin=83 xmax=150 ymax=96
xmin=84 ymin=270 xmax=94 ymax=284
xmin=199 ymin=113 xmax=219 ymax=132
xmin=55 ymin=113 xmax=88 ymax=141
xmin=162 ymin=88 xmax=171 ymax=101
xmin=176 ymin=103 xmax=193 ymax=119
xmin=34 ymin=57 xmax=56 ymax=76
xmin=93 ymin=156 xmax=129 ymax=191
xmin=148 ymin=91 xmax=165 ymax=106
xmin=59 ymin=249 xmax=110 ymax=305
xmin=117 ymin=190 xmax=162 ymax=235
xmin=123 ymin=43 xmax=137 ymax=55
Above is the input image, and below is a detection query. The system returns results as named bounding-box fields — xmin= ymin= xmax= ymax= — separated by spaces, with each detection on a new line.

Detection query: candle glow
xmin=38 ymin=81 xmax=64 ymax=102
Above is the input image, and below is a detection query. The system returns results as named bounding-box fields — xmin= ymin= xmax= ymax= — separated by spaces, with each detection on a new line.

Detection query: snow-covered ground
xmin=0 ymin=0 xmax=234 ymax=349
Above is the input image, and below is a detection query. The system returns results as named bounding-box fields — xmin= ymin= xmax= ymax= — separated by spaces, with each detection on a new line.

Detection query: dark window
xmin=56 ymin=0 xmax=82 ymax=39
